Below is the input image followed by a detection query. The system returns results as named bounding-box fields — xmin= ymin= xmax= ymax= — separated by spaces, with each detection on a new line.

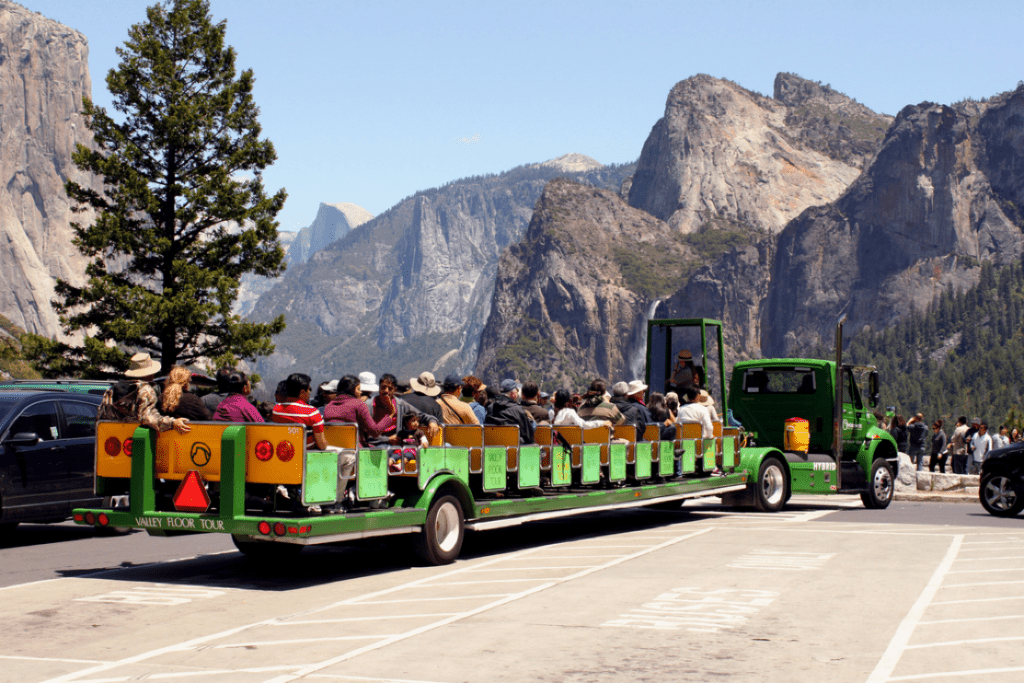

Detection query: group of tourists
xmin=96 ymin=349 xmax=727 ymax=511
xmin=880 ymin=411 xmax=1016 ymax=475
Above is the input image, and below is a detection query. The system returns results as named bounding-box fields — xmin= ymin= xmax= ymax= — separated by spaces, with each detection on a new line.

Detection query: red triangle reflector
xmin=173 ymin=470 xmax=211 ymax=513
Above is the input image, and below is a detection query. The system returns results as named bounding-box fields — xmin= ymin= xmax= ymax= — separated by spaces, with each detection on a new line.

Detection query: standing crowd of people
xmin=879 ymin=411 xmax=1017 ymax=475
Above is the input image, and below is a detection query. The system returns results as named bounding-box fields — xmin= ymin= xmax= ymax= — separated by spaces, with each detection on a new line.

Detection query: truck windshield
xmin=741 ymin=367 xmax=816 ymax=394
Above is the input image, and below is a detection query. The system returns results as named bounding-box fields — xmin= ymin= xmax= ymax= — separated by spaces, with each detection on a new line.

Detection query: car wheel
xmin=979 ymin=474 xmax=1024 ymax=517
xmin=754 ymin=457 xmax=787 ymax=512
xmin=861 ymin=459 xmax=895 ymax=509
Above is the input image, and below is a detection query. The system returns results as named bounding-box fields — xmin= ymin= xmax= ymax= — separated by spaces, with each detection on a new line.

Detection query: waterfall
xmin=628 ymin=299 xmax=661 ymax=380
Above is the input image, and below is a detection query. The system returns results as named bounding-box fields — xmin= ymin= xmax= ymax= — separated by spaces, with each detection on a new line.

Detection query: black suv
xmin=0 ymin=390 xmax=104 ymax=531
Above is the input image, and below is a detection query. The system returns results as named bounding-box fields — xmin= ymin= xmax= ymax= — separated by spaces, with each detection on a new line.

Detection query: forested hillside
xmin=826 ymin=260 xmax=1024 ymax=428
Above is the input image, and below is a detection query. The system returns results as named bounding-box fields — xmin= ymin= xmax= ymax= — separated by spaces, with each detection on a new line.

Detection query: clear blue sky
xmin=25 ymin=0 xmax=1024 ymax=233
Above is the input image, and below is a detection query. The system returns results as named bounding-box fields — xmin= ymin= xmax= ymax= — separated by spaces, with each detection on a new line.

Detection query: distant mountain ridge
xmin=250 ymin=158 xmax=636 ymax=382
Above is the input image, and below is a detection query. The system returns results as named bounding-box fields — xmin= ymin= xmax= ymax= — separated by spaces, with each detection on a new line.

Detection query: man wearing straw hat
xmin=97 ymin=352 xmax=191 ymax=434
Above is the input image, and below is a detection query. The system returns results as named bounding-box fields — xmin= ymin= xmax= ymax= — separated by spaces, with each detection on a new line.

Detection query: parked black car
xmin=979 ymin=442 xmax=1024 ymax=517
xmin=0 ymin=390 xmax=104 ymax=532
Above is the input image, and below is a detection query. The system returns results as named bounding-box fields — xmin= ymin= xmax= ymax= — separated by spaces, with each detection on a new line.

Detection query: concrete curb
xmin=895 ymin=491 xmax=978 ymax=504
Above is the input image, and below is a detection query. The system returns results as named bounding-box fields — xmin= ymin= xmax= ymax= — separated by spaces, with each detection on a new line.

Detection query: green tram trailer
xmin=72 ymin=318 xmax=895 ymax=565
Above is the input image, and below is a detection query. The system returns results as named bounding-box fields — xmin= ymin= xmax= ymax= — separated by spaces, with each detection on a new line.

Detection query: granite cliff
xmin=626 ymin=74 xmax=875 ymax=236
xmin=763 ymin=89 xmax=1024 ymax=356
xmin=475 ymin=179 xmax=690 ymax=387
xmin=0 ymin=1 xmax=97 ymax=338
xmin=251 ymin=159 xmax=634 ymax=382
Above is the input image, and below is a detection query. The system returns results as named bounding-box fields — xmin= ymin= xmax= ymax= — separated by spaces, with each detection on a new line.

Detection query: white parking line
xmin=904 ymin=635 xmax=1024 ymax=649
xmin=40 ymin=528 xmax=713 ymax=683
xmin=956 ymin=555 xmax=1024 ymax=561
xmin=353 ymin=594 xmax=510 ymax=605
xmin=932 ymin=595 xmax=1024 ymax=605
xmin=281 ymin=614 xmax=462 ymax=625
xmin=948 ymin=567 xmax=1024 ymax=574
xmin=918 ymin=614 xmax=1024 ymax=625
xmin=261 ymin=528 xmax=715 ymax=683
xmin=865 ymin=534 xmax=963 ymax=683
xmin=0 ymin=655 xmax=113 ymax=665
xmin=215 ymin=635 xmax=396 ymax=648
xmin=887 ymin=665 xmax=1024 ymax=681
xmin=943 ymin=579 xmax=1024 ymax=588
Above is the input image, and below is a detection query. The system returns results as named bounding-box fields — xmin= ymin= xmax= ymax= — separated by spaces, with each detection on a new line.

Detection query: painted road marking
xmin=918 ymin=613 xmax=1024 ymax=625
xmin=74 ymin=586 xmax=228 ymax=606
xmin=0 ymin=656 xmax=113 ymax=665
xmin=602 ymin=586 xmax=778 ymax=633
xmin=728 ymin=549 xmax=836 ymax=570
xmin=39 ymin=528 xmax=715 ymax=683
xmin=887 ymin=666 xmax=1024 ymax=681
xmin=865 ymin=534 xmax=963 ymax=683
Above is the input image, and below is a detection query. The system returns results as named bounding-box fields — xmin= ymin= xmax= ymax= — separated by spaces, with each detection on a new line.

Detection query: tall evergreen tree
xmin=29 ymin=0 xmax=286 ymax=377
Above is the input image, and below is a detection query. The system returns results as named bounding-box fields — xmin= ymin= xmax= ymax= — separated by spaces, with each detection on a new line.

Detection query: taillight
xmin=73 ymin=513 xmax=84 ymax=522
xmin=123 ymin=438 xmax=133 ymax=457
xmin=85 ymin=512 xmax=95 ymax=525
xmin=104 ymin=437 xmax=121 ymax=456
xmin=254 ymin=440 xmax=273 ymax=461
xmin=257 ymin=521 xmax=271 ymax=535
xmin=276 ymin=441 xmax=295 ymax=462
xmin=273 ymin=522 xmax=286 ymax=536
xmin=98 ymin=513 xmax=109 ymax=527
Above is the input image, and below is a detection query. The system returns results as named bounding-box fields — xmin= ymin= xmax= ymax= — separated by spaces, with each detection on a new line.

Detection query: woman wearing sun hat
xmin=97 ymin=352 xmax=191 ymax=433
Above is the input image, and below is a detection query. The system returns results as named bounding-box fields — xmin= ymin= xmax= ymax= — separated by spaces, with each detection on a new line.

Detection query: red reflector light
xmin=98 ymin=513 xmax=109 ymax=526
xmin=73 ymin=513 xmax=84 ymax=522
xmin=288 ymin=526 xmax=298 ymax=534
xmin=299 ymin=525 xmax=311 ymax=533
xmin=258 ymin=521 xmax=271 ymax=535
xmin=104 ymin=437 xmax=121 ymax=456
xmin=85 ymin=512 xmax=95 ymax=525
xmin=273 ymin=522 xmax=286 ymax=536
xmin=123 ymin=438 xmax=133 ymax=457
xmin=276 ymin=440 xmax=295 ymax=462
xmin=254 ymin=440 xmax=273 ymax=461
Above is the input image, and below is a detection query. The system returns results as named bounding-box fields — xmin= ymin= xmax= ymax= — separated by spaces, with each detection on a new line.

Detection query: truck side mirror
xmin=869 ymin=371 xmax=880 ymax=408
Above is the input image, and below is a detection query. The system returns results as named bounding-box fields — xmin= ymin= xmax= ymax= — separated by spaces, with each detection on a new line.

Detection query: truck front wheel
xmin=861 ymin=459 xmax=895 ymax=509
xmin=415 ymin=494 xmax=464 ymax=565
xmin=754 ymin=458 xmax=787 ymax=512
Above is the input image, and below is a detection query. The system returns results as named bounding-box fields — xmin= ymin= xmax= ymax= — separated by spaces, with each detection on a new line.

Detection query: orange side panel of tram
xmin=96 ymin=421 xmax=141 ymax=479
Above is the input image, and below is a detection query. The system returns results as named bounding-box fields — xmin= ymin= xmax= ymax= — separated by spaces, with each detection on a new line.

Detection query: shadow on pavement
xmin=50 ymin=506 xmax=706 ymax=592
xmin=0 ymin=522 xmax=120 ymax=549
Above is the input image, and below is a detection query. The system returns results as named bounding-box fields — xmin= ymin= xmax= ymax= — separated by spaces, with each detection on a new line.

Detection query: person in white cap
xmin=358 ymin=372 xmax=379 ymax=405
xmin=97 ymin=352 xmax=190 ymax=433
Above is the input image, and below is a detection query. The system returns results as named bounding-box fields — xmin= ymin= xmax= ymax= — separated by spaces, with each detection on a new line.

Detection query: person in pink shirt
xmin=212 ymin=371 xmax=264 ymax=423
xmin=324 ymin=374 xmax=396 ymax=447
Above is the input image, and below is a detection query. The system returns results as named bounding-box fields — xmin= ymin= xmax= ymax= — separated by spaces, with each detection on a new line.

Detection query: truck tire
xmin=232 ymin=535 xmax=304 ymax=560
xmin=414 ymin=494 xmax=464 ymax=565
xmin=754 ymin=458 xmax=787 ymax=512
xmin=979 ymin=473 xmax=1024 ymax=517
xmin=860 ymin=459 xmax=895 ymax=509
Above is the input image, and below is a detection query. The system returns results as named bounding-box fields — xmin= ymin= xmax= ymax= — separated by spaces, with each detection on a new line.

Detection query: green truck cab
xmin=646 ymin=316 xmax=898 ymax=511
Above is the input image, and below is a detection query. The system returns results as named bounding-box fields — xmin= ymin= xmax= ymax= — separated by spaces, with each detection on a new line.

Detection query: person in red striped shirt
xmin=272 ymin=373 xmax=356 ymax=511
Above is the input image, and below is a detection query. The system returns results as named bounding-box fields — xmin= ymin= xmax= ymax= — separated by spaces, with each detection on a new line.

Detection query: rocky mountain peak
xmin=627 ymin=73 xmax=861 ymax=235
xmin=537 ymin=153 xmax=603 ymax=173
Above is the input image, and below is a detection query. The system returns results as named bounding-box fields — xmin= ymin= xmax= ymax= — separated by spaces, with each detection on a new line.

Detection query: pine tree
xmin=28 ymin=0 xmax=286 ymax=377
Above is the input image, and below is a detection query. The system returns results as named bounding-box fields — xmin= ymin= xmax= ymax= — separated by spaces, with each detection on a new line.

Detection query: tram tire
xmin=860 ymin=458 xmax=895 ymax=510
xmin=231 ymin=534 xmax=304 ymax=560
xmin=415 ymin=494 xmax=464 ymax=566
xmin=754 ymin=457 xmax=787 ymax=513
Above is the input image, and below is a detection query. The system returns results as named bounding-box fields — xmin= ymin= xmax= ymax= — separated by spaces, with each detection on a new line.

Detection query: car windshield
xmin=0 ymin=395 xmax=21 ymax=424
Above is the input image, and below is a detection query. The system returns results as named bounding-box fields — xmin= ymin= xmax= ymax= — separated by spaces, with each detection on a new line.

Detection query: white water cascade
xmin=628 ymin=299 xmax=661 ymax=380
